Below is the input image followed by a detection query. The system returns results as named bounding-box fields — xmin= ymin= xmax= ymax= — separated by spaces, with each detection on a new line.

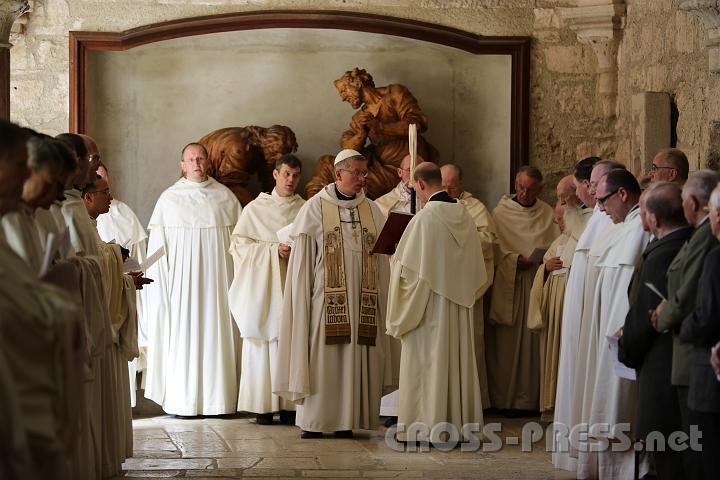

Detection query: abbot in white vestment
xmin=273 ymin=184 xmax=397 ymax=432
xmin=144 ymin=177 xmax=242 ymax=416
xmin=228 ymin=191 xmax=305 ymax=414
xmin=387 ymin=199 xmax=487 ymax=440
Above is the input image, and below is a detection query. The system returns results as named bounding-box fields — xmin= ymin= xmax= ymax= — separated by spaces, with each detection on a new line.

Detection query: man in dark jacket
xmin=679 ymin=183 xmax=720 ymax=480
xmin=619 ymin=182 xmax=692 ymax=479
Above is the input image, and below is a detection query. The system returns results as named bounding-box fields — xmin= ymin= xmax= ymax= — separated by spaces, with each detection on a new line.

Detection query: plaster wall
xmin=85 ymin=28 xmax=511 ymax=225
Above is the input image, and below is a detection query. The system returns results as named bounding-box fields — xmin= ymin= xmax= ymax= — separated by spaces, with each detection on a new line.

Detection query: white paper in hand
xmin=277 ymin=223 xmax=295 ymax=246
xmin=140 ymin=246 xmax=165 ymax=272
xmin=606 ymin=334 xmax=636 ymax=381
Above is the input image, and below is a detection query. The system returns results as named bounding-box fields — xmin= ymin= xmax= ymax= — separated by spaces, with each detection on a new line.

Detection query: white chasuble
xmin=576 ymin=208 xmax=650 ymax=480
xmin=144 ymin=177 xmax=242 ymax=416
xmin=553 ymin=205 xmax=611 ymax=471
xmin=387 ymin=201 xmax=487 ymax=439
xmin=273 ymin=184 xmax=396 ymax=432
xmin=486 ymin=195 xmax=559 ymax=410
xmin=228 ymin=191 xmax=305 ymax=413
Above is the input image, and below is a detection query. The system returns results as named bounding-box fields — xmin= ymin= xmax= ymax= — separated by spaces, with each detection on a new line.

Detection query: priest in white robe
xmin=95 ymin=161 xmax=149 ymax=408
xmin=228 ymin=154 xmax=305 ymax=424
xmin=274 ymin=149 xmax=396 ymax=438
xmin=442 ymin=163 xmax=497 ymax=408
xmin=577 ymin=169 xmax=650 ymax=479
xmin=486 ymin=166 xmax=559 ymax=410
xmin=144 ymin=142 xmax=242 ymax=416
xmin=387 ymin=163 xmax=486 ymax=443
xmin=374 ymin=153 xmax=423 ymax=217
xmin=551 ymin=157 xmax=614 ymax=471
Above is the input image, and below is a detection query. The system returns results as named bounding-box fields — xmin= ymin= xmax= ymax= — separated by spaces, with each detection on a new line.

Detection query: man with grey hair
xmin=648 ymin=148 xmax=689 ymax=185
xmin=274 ymin=149 xmax=396 ymax=439
xmin=618 ymin=181 xmax=692 ymax=479
xmin=650 ymin=169 xmax=719 ymax=477
xmin=486 ymin=165 xmax=559 ymax=411
xmin=679 ymin=182 xmax=720 ymax=479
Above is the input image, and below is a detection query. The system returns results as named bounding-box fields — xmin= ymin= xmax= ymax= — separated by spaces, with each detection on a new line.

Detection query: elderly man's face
xmin=639 ymin=193 xmax=652 ymax=233
xmin=515 ymin=172 xmax=542 ymax=206
xmin=649 ymin=152 xmax=676 ymax=184
xmin=336 ymin=158 xmax=368 ymax=195
xmin=441 ymin=168 xmax=463 ymax=200
xmin=397 ymin=156 xmax=412 ymax=184
xmin=711 ymin=202 xmax=720 ymax=239
xmin=336 ymin=80 xmax=363 ymax=110
xmin=589 ymin=166 xmax=608 ymax=200
xmin=181 ymin=145 xmax=209 ymax=183
xmin=0 ymin=143 xmax=30 ymax=214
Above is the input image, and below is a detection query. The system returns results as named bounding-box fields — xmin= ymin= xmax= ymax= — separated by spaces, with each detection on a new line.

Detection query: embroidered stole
xmin=321 ymin=198 xmax=379 ymax=346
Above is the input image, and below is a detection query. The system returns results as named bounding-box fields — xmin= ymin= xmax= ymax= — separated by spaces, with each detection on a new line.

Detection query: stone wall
xmin=8 ymin=0 xmax=719 ymax=204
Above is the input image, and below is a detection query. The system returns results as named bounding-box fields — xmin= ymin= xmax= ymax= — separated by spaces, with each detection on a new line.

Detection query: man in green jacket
xmin=652 ymin=169 xmax=719 ymax=475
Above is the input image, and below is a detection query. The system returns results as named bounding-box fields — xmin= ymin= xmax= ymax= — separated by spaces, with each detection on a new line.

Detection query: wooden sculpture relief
xmin=304 ymin=68 xmax=439 ymax=199
xmin=198 ymin=125 xmax=297 ymax=206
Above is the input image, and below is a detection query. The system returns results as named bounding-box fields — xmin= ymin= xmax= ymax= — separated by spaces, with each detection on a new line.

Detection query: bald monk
xmin=374 ymin=154 xmax=424 ymax=217
xmin=486 ymin=166 xmax=559 ymax=411
xmin=387 ymin=162 xmax=486 ymax=441
xmin=441 ymin=163 xmax=497 ymax=408
xmin=526 ymin=175 xmax=580 ymax=417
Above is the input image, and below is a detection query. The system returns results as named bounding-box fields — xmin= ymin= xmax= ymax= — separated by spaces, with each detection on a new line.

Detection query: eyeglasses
xmin=596 ymin=189 xmax=618 ymax=206
xmin=340 ymin=169 xmax=369 ymax=178
xmin=650 ymin=164 xmax=675 ymax=172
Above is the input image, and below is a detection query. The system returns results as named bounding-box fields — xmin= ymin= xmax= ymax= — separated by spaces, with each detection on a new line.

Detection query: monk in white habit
xmin=228 ymin=154 xmax=305 ymax=424
xmin=95 ymin=160 xmax=149 ymax=408
xmin=387 ymin=163 xmax=486 ymax=443
xmin=577 ymin=169 xmax=650 ymax=479
xmin=144 ymin=142 xmax=241 ymax=416
xmin=527 ymin=175 xmax=582 ymax=419
xmin=274 ymin=149 xmax=396 ymax=439
xmin=486 ymin=166 xmax=559 ymax=410
xmin=374 ymin=153 xmax=423 ymax=217
xmin=552 ymin=158 xmax=617 ymax=471
xmin=442 ymin=162 xmax=497 ymax=408
xmin=0 ymin=120 xmax=84 ymax=480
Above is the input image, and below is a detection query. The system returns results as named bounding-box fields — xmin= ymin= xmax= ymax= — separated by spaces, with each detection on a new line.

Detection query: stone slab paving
xmin=120 ymin=414 xmax=577 ymax=479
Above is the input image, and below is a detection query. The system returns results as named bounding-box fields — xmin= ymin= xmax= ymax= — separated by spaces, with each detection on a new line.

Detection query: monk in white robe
xmin=387 ymin=163 xmax=486 ymax=443
xmin=374 ymin=154 xmax=423 ymax=217
xmin=486 ymin=166 xmax=559 ymax=410
xmin=552 ymin=159 xmax=615 ymax=471
xmin=144 ymin=143 xmax=242 ymax=416
xmin=442 ymin=163 xmax=497 ymax=408
xmin=274 ymin=149 xmax=396 ymax=437
xmin=576 ymin=170 xmax=650 ymax=479
xmin=228 ymin=155 xmax=305 ymax=423
xmin=0 ymin=121 xmax=84 ymax=480
xmin=96 ymin=163 xmax=148 ymax=408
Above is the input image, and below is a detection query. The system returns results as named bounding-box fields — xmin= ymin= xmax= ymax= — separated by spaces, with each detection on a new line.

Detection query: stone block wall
xmin=8 ymin=0 xmax=719 ymax=204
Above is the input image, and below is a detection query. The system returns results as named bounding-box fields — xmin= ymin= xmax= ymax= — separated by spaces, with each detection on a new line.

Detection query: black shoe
xmin=256 ymin=413 xmax=274 ymax=425
xmin=334 ymin=430 xmax=353 ymax=438
xmin=384 ymin=416 xmax=398 ymax=428
xmin=300 ymin=430 xmax=323 ymax=439
xmin=279 ymin=410 xmax=296 ymax=425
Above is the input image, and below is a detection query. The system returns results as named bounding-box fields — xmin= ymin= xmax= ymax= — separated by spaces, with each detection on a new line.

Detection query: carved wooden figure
xmin=305 ymin=68 xmax=439 ymax=199
xmin=198 ymin=125 xmax=297 ymax=206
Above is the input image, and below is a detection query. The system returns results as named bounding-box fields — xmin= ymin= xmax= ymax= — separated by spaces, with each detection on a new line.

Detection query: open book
xmin=371 ymin=211 xmax=414 ymax=255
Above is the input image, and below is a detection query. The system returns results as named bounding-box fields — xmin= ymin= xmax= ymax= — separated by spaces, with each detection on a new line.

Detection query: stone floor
xmin=121 ymin=413 xmax=577 ymax=479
